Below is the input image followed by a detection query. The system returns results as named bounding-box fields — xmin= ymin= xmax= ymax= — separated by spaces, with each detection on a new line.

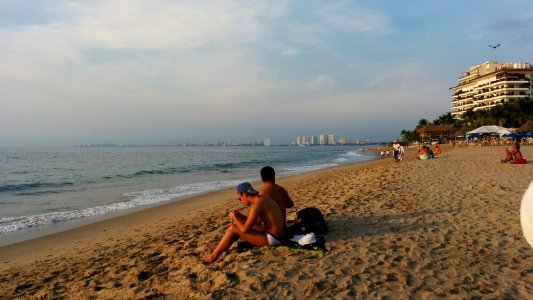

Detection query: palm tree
xmin=400 ymin=129 xmax=419 ymax=144
xmin=433 ymin=112 xmax=455 ymax=126
xmin=462 ymin=109 xmax=476 ymax=129
xmin=417 ymin=118 xmax=429 ymax=128
xmin=488 ymin=105 xmax=506 ymax=127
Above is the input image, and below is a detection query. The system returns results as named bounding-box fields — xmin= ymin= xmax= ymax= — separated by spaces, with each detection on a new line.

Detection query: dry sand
xmin=1 ymin=144 xmax=532 ymax=299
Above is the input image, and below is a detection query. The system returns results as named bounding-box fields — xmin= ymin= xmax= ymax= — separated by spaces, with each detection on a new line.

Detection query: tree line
xmin=400 ymin=98 xmax=533 ymax=143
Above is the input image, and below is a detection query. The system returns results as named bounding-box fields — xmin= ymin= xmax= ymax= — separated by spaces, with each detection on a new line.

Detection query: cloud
xmin=483 ymin=16 xmax=533 ymax=41
xmin=275 ymin=1 xmax=391 ymax=51
xmin=69 ymin=1 xmax=259 ymax=50
xmin=281 ymin=48 xmax=300 ymax=56
xmin=468 ymin=33 xmax=483 ymax=41
xmin=367 ymin=74 xmax=392 ymax=87
xmin=0 ymin=0 xmax=289 ymax=67
xmin=2 ymin=1 xmax=486 ymax=146
xmin=0 ymin=0 xmax=287 ymax=94
xmin=307 ymin=75 xmax=336 ymax=91
xmin=315 ymin=1 xmax=391 ymax=34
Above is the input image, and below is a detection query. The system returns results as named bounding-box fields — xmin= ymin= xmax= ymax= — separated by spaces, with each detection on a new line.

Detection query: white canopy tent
xmin=466 ymin=125 xmax=512 ymax=136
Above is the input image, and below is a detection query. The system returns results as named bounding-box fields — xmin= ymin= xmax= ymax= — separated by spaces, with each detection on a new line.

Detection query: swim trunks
xmin=266 ymin=233 xmax=281 ymax=246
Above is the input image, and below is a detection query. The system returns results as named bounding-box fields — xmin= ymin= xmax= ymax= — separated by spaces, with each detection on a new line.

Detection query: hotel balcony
xmin=451 ymin=99 xmax=474 ymax=106
xmin=474 ymin=88 xmax=530 ymax=99
xmin=473 ymin=104 xmax=498 ymax=111
xmin=473 ymin=94 xmax=529 ymax=109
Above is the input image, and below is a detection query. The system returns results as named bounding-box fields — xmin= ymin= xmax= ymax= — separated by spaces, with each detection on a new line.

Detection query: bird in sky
xmin=488 ymin=43 xmax=501 ymax=49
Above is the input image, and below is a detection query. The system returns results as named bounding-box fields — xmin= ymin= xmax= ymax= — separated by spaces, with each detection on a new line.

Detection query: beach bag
xmin=291 ymin=207 xmax=329 ymax=235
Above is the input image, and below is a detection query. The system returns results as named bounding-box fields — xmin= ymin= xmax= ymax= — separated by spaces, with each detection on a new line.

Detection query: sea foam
xmin=0 ymin=179 xmax=251 ymax=234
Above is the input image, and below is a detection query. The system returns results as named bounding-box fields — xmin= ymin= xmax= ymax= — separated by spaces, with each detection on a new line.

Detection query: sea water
xmin=0 ymin=145 xmax=377 ymax=246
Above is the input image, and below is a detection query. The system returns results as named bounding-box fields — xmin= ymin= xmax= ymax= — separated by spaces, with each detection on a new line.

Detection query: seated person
xmin=259 ymin=166 xmax=294 ymax=230
xmin=202 ymin=182 xmax=283 ymax=264
xmin=502 ymin=143 xmax=525 ymax=163
xmin=416 ymin=146 xmax=429 ymax=160
xmin=427 ymin=146 xmax=434 ymax=159
xmin=434 ymin=144 xmax=442 ymax=155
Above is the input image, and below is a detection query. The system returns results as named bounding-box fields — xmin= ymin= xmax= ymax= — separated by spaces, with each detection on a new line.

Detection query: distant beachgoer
xmin=427 ymin=146 xmax=434 ymax=159
xmin=386 ymin=150 xmax=390 ymax=156
xmin=502 ymin=143 xmax=524 ymax=163
xmin=259 ymin=166 xmax=294 ymax=229
xmin=392 ymin=141 xmax=401 ymax=162
xmin=202 ymin=182 xmax=283 ymax=264
xmin=434 ymin=144 xmax=442 ymax=155
xmin=416 ymin=146 xmax=429 ymax=160
xmin=398 ymin=144 xmax=406 ymax=161
xmin=380 ymin=150 xmax=385 ymax=158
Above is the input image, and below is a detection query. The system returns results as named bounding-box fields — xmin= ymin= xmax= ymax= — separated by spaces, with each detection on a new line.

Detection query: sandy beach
xmin=1 ymin=144 xmax=532 ymax=299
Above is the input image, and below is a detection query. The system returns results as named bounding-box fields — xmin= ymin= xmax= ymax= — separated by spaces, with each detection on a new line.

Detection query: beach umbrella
xmin=521 ymin=132 xmax=533 ymax=138
xmin=467 ymin=125 xmax=512 ymax=136
xmin=503 ymin=132 xmax=521 ymax=138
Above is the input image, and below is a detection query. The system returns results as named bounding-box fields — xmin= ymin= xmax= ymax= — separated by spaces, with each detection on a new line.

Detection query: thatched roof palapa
xmin=517 ymin=120 xmax=533 ymax=133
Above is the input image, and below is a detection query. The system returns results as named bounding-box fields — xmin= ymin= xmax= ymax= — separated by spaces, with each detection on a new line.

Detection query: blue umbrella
xmin=520 ymin=131 xmax=533 ymax=138
xmin=503 ymin=132 xmax=521 ymax=138
xmin=467 ymin=133 xmax=482 ymax=138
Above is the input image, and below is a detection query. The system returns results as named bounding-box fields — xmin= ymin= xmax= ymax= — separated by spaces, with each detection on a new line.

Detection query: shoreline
xmin=0 ymin=145 xmax=378 ymax=247
xmin=0 ymin=148 xmax=383 ymax=264
xmin=2 ymin=144 xmax=533 ymax=298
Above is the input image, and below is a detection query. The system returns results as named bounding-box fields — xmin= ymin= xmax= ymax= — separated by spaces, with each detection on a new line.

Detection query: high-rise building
xmin=319 ymin=134 xmax=326 ymax=145
xmin=328 ymin=134 xmax=335 ymax=145
xmin=263 ymin=138 xmax=271 ymax=146
xmin=450 ymin=61 xmax=533 ymax=119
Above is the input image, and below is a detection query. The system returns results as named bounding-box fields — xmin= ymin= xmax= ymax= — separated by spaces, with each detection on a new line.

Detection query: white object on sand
xmin=290 ymin=232 xmax=317 ymax=246
xmin=520 ymin=182 xmax=533 ymax=248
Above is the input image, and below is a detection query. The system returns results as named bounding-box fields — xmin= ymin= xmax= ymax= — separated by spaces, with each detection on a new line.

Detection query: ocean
xmin=0 ymin=145 xmax=377 ymax=246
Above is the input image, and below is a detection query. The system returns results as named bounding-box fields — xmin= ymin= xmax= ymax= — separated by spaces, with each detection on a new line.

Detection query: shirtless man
xmin=202 ymin=182 xmax=283 ymax=264
xmin=259 ymin=166 xmax=294 ymax=228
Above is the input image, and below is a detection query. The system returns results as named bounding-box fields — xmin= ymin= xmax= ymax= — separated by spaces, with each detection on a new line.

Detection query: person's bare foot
xmin=201 ymin=255 xmax=216 ymax=264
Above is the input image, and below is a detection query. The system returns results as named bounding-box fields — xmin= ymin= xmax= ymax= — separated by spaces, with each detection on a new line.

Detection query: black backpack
xmin=289 ymin=207 xmax=329 ymax=235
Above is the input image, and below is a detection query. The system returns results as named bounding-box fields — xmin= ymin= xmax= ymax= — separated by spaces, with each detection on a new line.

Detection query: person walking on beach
xmin=392 ymin=141 xmax=401 ymax=162
xmin=259 ymin=166 xmax=294 ymax=228
xmin=202 ymin=182 xmax=283 ymax=264
xmin=398 ymin=144 xmax=406 ymax=161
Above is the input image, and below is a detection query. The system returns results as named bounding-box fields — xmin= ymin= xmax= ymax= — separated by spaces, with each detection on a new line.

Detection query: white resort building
xmin=450 ymin=61 xmax=533 ymax=119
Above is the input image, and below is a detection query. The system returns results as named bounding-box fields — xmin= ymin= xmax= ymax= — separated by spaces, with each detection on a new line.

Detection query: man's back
xmin=260 ymin=182 xmax=294 ymax=225
xmin=253 ymin=195 xmax=284 ymax=237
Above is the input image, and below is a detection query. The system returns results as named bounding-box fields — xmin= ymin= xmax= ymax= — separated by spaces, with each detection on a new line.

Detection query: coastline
xmin=1 ymin=144 xmax=533 ymax=298
xmin=0 ymin=145 xmax=377 ymax=245
xmin=0 ymin=149 xmax=382 ymax=265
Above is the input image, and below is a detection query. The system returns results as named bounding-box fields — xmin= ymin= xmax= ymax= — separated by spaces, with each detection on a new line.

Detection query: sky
xmin=1 ymin=0 xmax=532 ymax=146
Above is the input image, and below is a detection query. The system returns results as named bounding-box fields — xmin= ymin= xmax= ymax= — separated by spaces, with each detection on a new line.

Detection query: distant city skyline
xmin=1 ymin=1 xmax=532 ymax=147
xmin=295 ymin=133 xmax=373 ymax=146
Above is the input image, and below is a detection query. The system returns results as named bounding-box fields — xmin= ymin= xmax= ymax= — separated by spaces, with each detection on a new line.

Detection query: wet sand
xmin=1 ymin=144 xmax=532 ymax=299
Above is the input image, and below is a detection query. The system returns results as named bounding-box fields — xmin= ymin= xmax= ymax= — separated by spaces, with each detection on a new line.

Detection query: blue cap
xmin=236 ymin=182 xmax=259 ymax=195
